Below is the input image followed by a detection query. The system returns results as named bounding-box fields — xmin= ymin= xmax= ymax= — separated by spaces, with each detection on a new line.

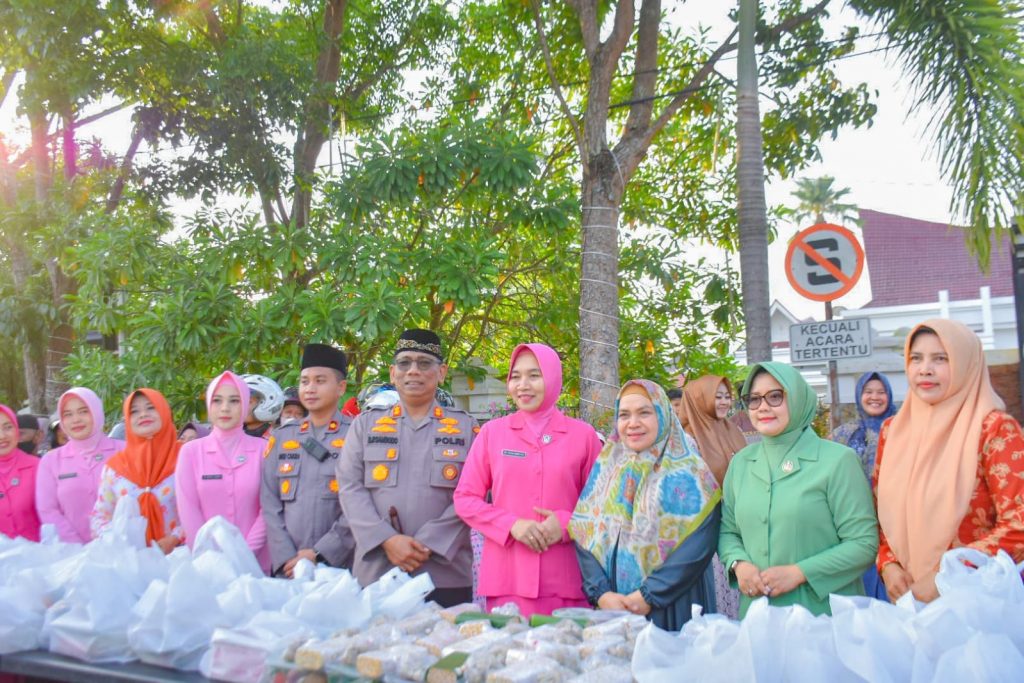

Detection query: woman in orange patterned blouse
xmin=874 ymin=319 xmax=1024 ymax=603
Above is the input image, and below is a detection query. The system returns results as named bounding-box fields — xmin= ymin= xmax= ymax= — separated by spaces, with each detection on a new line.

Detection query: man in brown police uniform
xmin=338 ymin=329 xmax=477 ymax=606
xmin=261 ymin=343 xmax=354 ymax=577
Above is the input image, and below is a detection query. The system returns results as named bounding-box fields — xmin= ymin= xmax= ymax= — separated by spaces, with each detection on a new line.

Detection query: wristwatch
xmin=314 ymin=550 xmax=326 ymax=564
xmin=729 ymin=559 xmax=741 ymax=576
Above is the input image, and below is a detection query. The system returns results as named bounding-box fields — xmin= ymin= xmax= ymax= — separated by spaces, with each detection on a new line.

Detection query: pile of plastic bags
xmin=633 ymin=548 xmax=1024 ymax=682
xmin=0 ymin=496 xmax=434 ymax=681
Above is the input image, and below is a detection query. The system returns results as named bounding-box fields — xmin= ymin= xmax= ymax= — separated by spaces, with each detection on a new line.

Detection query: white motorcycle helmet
xmin=241 ymin=374 xmax=285 ymax=423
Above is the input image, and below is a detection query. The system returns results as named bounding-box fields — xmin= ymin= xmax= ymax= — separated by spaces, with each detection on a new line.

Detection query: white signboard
xmin=789 ymin=318 xmax=872 ymax=364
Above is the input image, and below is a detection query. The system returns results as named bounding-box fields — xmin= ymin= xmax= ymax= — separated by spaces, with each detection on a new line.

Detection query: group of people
xmin=1 ymin=319 xmax=1022 ymax=628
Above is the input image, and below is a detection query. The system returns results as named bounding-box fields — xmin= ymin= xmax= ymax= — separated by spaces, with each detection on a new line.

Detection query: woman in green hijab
xmin=718 ymin=362 xmax=878 ymax=617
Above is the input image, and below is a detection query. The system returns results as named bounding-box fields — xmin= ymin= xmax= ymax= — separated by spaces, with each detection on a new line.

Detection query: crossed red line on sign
xmin=795 ymin=238 xmax=853 ymax=286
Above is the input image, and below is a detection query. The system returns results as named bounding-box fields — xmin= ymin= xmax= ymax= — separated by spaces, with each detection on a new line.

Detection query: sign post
xmin=785 ymin=223 xmax=866 ymax=429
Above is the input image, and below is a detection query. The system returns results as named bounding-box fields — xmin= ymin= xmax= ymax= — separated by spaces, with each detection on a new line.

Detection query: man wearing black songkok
xmin=339 ymin=329 xmax=478 ymax=606
xmin=261 ymin=342 xmax=355 ymax=576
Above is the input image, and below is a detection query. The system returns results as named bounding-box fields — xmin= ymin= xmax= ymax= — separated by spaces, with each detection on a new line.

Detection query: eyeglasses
xmin=741 ymin=389 xmax=785 ymax=410
xmin=394 ymin=358 xmax=440 ymax=372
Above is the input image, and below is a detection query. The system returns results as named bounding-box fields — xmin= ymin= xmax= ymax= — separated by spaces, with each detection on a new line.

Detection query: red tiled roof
xmin=860 ymin=209 xmax=1014 ymax=307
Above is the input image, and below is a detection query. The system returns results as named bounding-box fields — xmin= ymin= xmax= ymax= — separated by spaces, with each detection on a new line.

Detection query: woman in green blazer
xmin=718 ymin=362 xmax=878 ymax=618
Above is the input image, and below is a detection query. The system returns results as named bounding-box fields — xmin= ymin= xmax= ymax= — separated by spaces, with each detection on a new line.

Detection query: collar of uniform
xmin=507 ymin=408 xmax=569 ymax=433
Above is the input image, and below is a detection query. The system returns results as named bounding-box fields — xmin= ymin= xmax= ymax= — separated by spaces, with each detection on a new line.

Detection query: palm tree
xmin=792 ymin=176 xmax=860 ymax=225
xmin=736 ymin=0 xmax=773 ymax=364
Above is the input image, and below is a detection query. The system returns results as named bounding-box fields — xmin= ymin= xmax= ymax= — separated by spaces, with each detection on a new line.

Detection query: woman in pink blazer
xmin=36 ymin=388 xmax=124 ymax=543
xmin=454 ymin=343 xmax=603 ymax=615
xmin=0 ymin=403 xmax=41 ymax=541
xmin=175 ymin=371 xmax=270 ymax=572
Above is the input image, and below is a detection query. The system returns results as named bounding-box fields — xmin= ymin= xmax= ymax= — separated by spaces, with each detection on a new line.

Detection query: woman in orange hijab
xmin=875 ymin=319 xmax=1024 ymax=602
xmin=90 ymin=389 xmax=184 ymax=553
xmin=679 ymin=375 xmax=748 ymax=618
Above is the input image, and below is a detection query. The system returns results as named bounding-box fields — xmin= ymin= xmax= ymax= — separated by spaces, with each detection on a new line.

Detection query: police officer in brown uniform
xmin=261 ymin=343 xmax=355 ymax=577
xmin=338 ymin=329 xmax=477 ymax=606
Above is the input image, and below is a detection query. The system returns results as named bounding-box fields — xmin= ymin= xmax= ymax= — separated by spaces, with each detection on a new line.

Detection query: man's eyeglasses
xmin=395 ymin=358 xmax=440 ymax=372
xmin=741 ymin=389 xmax=785 ymax=410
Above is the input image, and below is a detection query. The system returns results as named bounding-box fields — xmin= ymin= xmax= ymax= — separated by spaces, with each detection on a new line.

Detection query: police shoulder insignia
xmin=299 ymin=421 xmax=310 ymax=433
xmin=263 ymin=436 xmax=276 ymax=459
xmin=433 ymin=406 xmax=444 ymax=419
xmin=391 ymin=405 xmax=402 ymax=418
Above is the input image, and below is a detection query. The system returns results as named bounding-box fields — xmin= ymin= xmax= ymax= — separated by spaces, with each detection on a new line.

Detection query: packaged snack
xmin=522 ymin=622 xmax=582 ymax=647
xmin=485 ymin=655 xmax=572 ymax=683
xmin=490 ymin=602 xmax=521 ymax=617
xmin=505 ymin=641 xmax=581 ymax=671
xmin=581 ymin=615 xmax=641 ymax=640
xmin=578 ymin=635 xmax=632 ymax=660
xmin=442 ymin=629 xmax=513 ymax=657
xmin=458 ymin=619 xmax=494 ymax=638
xmin=394 ymin=609 xmax=438 ymax=636
xmin=293 ymin=638 xmax=348 ymax=671
xmin=439 ymin=602 xmax=479 ymax=623
xmin=356 ymin=643 xmax=437 ymax=680
xmin=415 ymin=621 xmax=463 ymax=657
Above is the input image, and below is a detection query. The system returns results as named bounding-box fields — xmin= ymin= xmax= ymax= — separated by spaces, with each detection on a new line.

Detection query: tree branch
xmin=621 ymin=0 xmax=661 ymax=137
xmin=598 ymin=0 xmax=636 ymax=74
xmin=105 ymin=124 xmax=144 ymax=213
xmin=573 ymin=0 xmax=600 ymax=61
xmin=529 ymin=0 xmax=584 ymax=158
xmin=638 ymin=28 xmax=738 ymax=150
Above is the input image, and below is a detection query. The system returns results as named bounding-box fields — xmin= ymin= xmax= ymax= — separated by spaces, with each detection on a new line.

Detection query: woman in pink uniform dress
xmin=0 ymin=404 xmax=40 ymax=541
xmin=175 ymin=371 xmax=270 ymax=572
xmin=36 ymin=388 xmax=125 ymax=543
xmin=455 ymin=343 xmax=603 ymax=615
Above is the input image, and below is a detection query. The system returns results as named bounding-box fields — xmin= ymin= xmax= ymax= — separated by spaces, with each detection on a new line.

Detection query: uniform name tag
xmin=58 ymin=472 xmax=78 ymax=480
xmin=501 ymin=449 xmax=527 ymax=458
xmin=201 ymin=474 xmax=224 ymax=480
xmin=368 ymin=435 xmax=399 ymax=445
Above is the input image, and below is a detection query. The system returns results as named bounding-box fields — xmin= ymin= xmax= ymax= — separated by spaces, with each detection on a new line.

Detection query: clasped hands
xmin=510 ymin=507 xmax=563 ymax=553
xmin=881 ymin=562 xmax=938 ymax=603
xmin=597 ymin=590 xmax=652 ymax=616
xmin=734 ymin=561 xmax=806 ymax=598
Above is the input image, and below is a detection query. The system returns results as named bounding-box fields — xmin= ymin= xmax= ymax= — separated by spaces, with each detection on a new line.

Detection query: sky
xmin=0 ymin=1 xmax=959 ymax=322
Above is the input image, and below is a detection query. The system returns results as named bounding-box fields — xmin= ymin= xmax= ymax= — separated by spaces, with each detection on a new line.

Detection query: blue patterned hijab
xmin=849 ymin=371 xmax=896 ymax=456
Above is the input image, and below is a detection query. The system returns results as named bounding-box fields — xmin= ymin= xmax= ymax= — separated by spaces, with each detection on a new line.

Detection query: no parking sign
xmin=784 ymin=223 xmax=865 ymax=302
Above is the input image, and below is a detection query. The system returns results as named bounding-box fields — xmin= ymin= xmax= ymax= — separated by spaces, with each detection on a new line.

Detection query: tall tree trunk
xmin=736 ymin=0 xmax=772 ymax=363
xmin=44 ymin=261 xmax=75 ymax=411
xmin=61 ymin=105 xmax=77 ymax=180
xmin=290 ymin=0 xmax=348 ymax=230
xmin=578 ymin=164 xmax=621 ymax=426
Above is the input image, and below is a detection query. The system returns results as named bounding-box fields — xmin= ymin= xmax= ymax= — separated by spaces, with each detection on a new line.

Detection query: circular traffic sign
xmin=784 ymin=223 xmax=865 ymax=302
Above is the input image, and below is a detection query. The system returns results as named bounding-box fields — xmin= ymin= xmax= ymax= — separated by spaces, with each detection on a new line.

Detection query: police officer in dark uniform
xmin=260 ymin=343 xmax=354 ymax=577
xmin=338 ymin=329 xmax=478 ymax=606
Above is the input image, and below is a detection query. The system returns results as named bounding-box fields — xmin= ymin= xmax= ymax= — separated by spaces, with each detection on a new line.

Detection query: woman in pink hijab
xmin=36 ymin=388 xmax=125 ymax=542
xmin=455 ymin=344 xmax=603 ymax=615
xmin=175 ymin=371 xmax=270 ymax=572
xmin=0 ymin=403 xmax=41 ymax=541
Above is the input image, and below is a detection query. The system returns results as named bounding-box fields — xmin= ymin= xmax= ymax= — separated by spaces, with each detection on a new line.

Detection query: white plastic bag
xmin=831 ymin=594 xmax=915 ymax=683
xmin=127 ymin=561 xmax=223 ymax=670
xmin=191 ymin=515 xmax=263 ymax=580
